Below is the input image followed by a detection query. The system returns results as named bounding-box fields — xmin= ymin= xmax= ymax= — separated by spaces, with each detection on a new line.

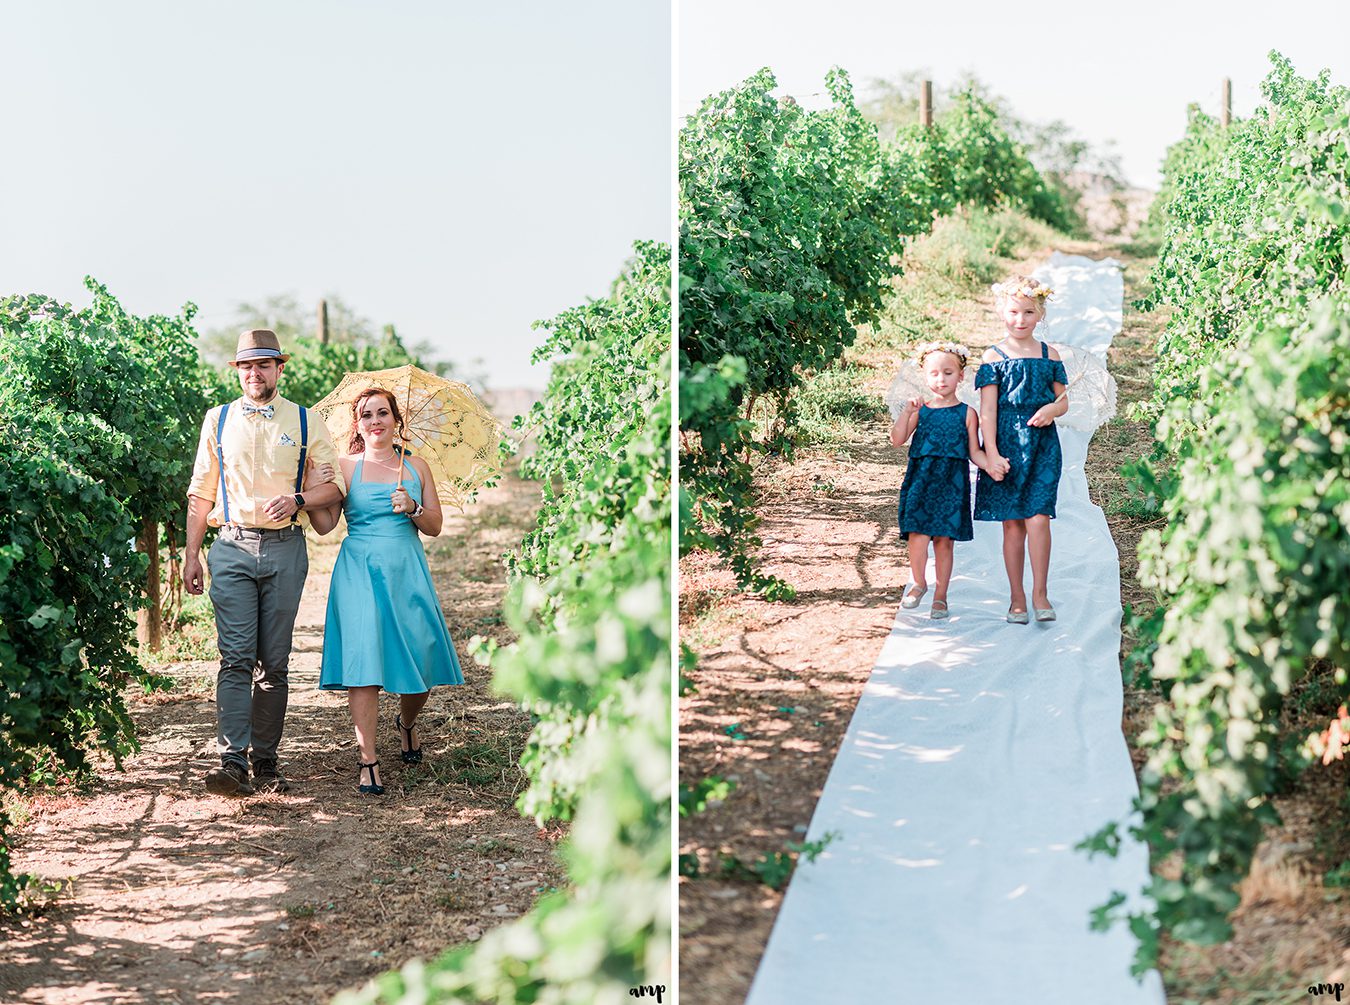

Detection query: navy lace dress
xmin=897 ymin=402 xmax=973 ymax=542
xmin=973 ymin=342 xmax=1068 ymax=521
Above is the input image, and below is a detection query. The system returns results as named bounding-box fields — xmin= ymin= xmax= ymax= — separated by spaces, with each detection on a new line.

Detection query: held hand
xmin=304 ymin=458 xmax=335 ymax=490
xmin=263 ymin=493 xmax=298 ymax=522
xmin=988 ymin=453 xmax=1011 ymax=478
xmin=390 ymin=487 xmax=415 ymax=514
xmin=184 ymin=553 xmax=205 ymax=596
xmin=1027 ymin=406 xmax=1057 ymax=428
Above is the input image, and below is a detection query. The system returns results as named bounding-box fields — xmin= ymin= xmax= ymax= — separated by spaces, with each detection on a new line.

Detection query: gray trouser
xmin=207 ymin=526 xmax=309 ymax=769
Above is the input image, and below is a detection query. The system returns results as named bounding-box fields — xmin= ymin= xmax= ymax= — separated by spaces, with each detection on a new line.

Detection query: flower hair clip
xmin=991 ymin=279 xmax=1055 ymax=300
xmin=913 ymin=340 xmax=970 ymax=369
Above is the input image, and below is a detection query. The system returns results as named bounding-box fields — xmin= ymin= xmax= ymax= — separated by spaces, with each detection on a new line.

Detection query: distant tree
xmin=860 ymin=70 xmax=993 ymax=139
xmin=860 ymin=70 xmax=1131 ymax=239
xmin=862 ymin=71 xmax=1126 ymax=189
xmin=199 ymin=292 xmax=470 ymax=385
xmin=199 ymin=293 xmax=369 ymax=364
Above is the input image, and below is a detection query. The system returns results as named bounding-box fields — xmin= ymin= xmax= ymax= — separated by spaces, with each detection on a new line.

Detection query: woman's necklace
xmin=364 ymin=448 xmax=401 ymax=473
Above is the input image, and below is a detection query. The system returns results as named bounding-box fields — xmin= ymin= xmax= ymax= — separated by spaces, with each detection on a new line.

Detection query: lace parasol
xmin=313 ymin=364 xmax=505 ymax=507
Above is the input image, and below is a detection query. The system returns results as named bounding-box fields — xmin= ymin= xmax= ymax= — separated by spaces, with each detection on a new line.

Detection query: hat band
xmin=236 ymin=347 xmax=283 ymax=360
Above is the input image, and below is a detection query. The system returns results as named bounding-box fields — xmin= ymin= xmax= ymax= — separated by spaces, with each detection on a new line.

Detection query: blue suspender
xmin=293 ymin=406 xmax=308 ymax=525
xmin=216 ymin=403 xmax=231 ymax=525
xmin=214 ymin=402 xmax=308 ymax=527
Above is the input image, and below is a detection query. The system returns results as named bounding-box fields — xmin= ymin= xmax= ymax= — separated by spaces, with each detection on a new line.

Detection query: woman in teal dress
xmin=308 ymin=388 xmax=462 ymax=794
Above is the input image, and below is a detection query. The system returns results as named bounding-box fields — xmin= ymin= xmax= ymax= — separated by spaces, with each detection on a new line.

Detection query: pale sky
xmin=0 ymin=1 xmax=670 ymax=390
xmin=679 ymin=0 xmax=1350 ymax=190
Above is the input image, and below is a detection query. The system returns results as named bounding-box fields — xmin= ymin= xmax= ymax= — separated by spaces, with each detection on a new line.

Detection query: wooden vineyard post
xmin=920 ymin=80 xmax=933 ymax=128
xmin=136 ymin=516 xmax=163 ymax=650
xmin=318 ymin=298 xmax=330 ymax=344
xmin=1221 ymin=77 xmax=1231 ymax=127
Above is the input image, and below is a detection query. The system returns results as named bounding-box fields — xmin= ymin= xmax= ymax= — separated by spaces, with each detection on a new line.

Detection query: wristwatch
xmin=293 ymin=493 xmax=305 ymax=510
xmin=411 ymin=502 xmax=425 ymax=519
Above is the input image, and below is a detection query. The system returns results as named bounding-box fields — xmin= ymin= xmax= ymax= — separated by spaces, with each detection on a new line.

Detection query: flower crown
xmin=992 ymin=279 xmax=1054 ymax=301
xmin=913 ymin=340 xmax=970 ymax=369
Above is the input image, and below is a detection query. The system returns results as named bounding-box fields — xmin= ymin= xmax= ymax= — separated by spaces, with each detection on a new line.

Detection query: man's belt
xmin=221 ymin=524 xmax=305 ymax=540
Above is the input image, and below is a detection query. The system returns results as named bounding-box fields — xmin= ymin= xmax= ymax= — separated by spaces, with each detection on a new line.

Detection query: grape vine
xmin=0 ymin=282 xmax=219 ymax=905
xmin=1085 ymin=51 xmax=1350 ymax=970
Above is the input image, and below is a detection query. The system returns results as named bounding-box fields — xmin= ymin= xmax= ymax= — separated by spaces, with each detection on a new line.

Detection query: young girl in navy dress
xmin=892 ymin=341 xmax=1004 ymax=619
xmin=974 ymin=275 xmax=1069 ymax=624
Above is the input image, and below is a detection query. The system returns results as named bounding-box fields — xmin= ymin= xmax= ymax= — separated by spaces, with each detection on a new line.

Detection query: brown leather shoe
xmin=251 ymin=759 xmax=291 ymax=794
xmin=205 ymin=761 xmax=254 ymax=796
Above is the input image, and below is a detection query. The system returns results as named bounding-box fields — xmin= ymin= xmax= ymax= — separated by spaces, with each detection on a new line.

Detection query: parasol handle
xmin=396 ymin=433 xmax=405 ymax=492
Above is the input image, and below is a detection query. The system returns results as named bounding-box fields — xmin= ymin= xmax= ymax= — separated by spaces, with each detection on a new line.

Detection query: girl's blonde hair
xmin=992 ymin=274 xmax=1054 ymax=316
xmin=912 ymin=340 xmax=970 ymax=369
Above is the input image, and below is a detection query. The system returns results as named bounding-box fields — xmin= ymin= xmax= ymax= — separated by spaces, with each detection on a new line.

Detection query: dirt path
xmin=0 ymin=467 xmax=564 ymax=1005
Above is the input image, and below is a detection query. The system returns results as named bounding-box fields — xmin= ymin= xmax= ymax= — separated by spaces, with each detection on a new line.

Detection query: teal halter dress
xmin=319 ymin=457 xmax=463 ymax=694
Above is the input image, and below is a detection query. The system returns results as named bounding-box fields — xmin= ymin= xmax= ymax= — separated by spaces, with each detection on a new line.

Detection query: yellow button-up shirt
xmin=187 ymin=395 xmax=345 ymax=529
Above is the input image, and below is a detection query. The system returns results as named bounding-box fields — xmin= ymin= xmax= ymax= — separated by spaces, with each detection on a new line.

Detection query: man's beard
xmin=244 ymin=380 xmax=277 ymax=403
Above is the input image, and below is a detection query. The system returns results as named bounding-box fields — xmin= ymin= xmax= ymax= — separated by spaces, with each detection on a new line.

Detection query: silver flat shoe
xmin=901 ymin=585 xmax=928 ymax=609
xmin=1006 ymin=607 xmax=1030 ymax=624
xmin=930 ymin=600 xmax=949 ymax=620
xmin=1034 ymin=606 xmax=1057 ymax=622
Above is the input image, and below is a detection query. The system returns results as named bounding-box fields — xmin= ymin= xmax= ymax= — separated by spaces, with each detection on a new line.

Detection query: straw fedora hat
xmin=228 ymin=329 xmax=291 ymax=366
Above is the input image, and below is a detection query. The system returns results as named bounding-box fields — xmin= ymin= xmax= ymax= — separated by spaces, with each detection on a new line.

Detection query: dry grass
xmin=1092 ymin=248 xmax=1168 ymax=775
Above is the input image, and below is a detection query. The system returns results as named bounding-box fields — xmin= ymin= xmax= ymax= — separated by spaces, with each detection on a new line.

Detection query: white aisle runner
xmin=744 ymin=254 xmax=1167 ymax=1004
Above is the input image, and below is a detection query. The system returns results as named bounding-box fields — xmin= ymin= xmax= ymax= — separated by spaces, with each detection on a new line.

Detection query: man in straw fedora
xmin=184 ymin=329 xmax=345 ymax=796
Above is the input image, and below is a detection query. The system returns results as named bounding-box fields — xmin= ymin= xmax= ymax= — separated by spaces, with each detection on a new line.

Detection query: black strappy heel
xmin=395 ymin=714 xmax=423 ymax=764
xmin=358 ymin=761 xmax=385 ymax=795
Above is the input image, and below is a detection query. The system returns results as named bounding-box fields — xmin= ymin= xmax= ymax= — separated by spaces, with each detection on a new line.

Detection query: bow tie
xmin=241 ymin=403 xmax=275 ymax=419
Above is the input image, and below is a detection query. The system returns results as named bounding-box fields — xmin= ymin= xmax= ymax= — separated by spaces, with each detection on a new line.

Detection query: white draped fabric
xmin=743 ymin=253 xmax=1167 ymax=1004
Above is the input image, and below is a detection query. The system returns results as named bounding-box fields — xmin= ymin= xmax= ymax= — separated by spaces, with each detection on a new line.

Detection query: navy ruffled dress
xmin=897 ymin=402 xmax=974 ymax=542
xmin=973 ymin=342 xmax=1067 ymax=521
